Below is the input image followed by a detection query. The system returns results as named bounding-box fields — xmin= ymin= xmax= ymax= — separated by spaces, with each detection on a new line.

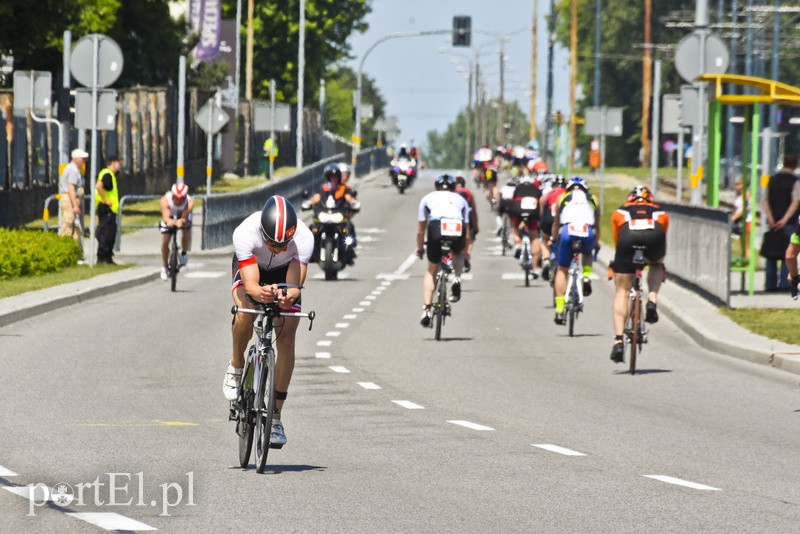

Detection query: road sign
xmin=12 ymin=71 xmax=51 ymax=114
xmin=584 ymin=107 xmax=623 ymax=137
xmin=680 ymin=85 xmax=707 ymax=127
xmin=361 ymin=104 xmax=374 ymax=120
xmin=674 ymin=32 xmax=729 ymax=84
xmin=662 ymin=94 xmax=684 ymax=134
xmin=374 ymin=118 xmax=387 ymax=131
xmin=70 ymin=34 xmax=124 ymax=88
xmin=195 ymin=100 xmax=230 ymax=135
xmin=75 ymin=89 xmax=117 ymax=130
xmin=253 ymin=102 xmax=291 ymax=132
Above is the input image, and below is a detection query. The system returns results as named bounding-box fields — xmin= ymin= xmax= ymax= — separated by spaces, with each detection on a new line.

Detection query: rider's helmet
xmin=171 ymin=183 xmax=188 ymax=199
xmin=627 ymin=185 xmax=654 ymax=204
xmin=526 ymin=140 xmax=541 ymax=150
xmin=566 ymin=176 xmax=589 ymax=192
xmin=454 ymin=172 xmax=466 ymax=188
xmin=532 ymin=160 xmax=548 ymax=174
xmin=554 ymin=174 xmax=567 ymax=188
xmin=338 ymin=162 xmax=351 ymax=176
xmin=434 ymin=174 xmax=457 ymax=191
xmin=260 ymin=195 xmax=298 ymax=246
xmin=323 ymin=163 xmax=342 ymax=183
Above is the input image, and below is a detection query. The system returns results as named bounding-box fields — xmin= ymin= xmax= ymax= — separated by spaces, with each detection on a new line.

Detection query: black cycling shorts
xmin=230 ymin=254 xmax=302 ymax=310
xmin=540 ymin=212 xmax=554 ymax=235
xmin=613 ymin=225 xmax=666 ymax=274
xmin=426 ymin=219 xmax=466 ymax=263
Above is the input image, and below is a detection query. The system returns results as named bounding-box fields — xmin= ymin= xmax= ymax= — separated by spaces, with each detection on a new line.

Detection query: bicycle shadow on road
xmin=425 ymin=337 xmax=475 ymax=343
xmin=612 ymin=369 xmax=673 ymax=376
xmin=265 ymin=464 xmax=328 ymax=475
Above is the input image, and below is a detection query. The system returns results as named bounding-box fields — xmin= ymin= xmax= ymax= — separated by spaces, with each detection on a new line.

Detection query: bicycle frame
xmin=431 ymin=243 xmax=454 ymax=340
xmin=625 ymin=249 xmax=648 ymax=374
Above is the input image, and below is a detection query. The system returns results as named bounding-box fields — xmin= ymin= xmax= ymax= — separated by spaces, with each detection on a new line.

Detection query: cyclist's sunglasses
xmin=261 ymin=229 xmax=289 ymax=250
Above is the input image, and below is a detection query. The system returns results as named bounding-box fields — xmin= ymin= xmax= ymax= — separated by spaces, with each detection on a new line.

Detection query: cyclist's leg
xmin=785 ymin=235 xmax=800 ymax=283
xmin=510 ymin=217 xmax=522 ymax=247
xmin=160 ymin=226 xmax=171 ymax=268
xmin=180 ymin=226 xmax=191 ymax=254
xmin=553 ymin=227 xmax=572 ymax=314
xmin=424 ymin=221 xmax=443 ymax=307
xmin=612 ymin=273 xmax=635 ymax=336
xmin=274 ymin=316 xmax=300 ymax=416
xmin=646 ymin=259 xmax=666 ymax=304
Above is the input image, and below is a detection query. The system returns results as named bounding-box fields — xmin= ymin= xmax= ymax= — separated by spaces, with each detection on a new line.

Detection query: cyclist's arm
xmin=239 ymin=261 xmax=277 ymax=303
xmin=611 ymin=209 xmax=623 ymax=246
xmin=280 ymin=260 xmax=302 ymax=306
xmin=160 ymin=196 xmax=173 ymax=226
xmin=593 ymin=207 xmax=601 ymax=243
xmin=416 ymin=220 xmax=426 ymax=253
xmin=181 ymin=197 xmax=194 ymax=221
xmin=309 ymin=192 xmax=321 ymax=205
xmin=551 ymin=212 xmax=560 ymax=240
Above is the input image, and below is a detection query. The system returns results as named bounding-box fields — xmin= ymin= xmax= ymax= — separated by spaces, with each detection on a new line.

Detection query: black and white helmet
xmin=260 ymin=195 xmax=298 ymax=245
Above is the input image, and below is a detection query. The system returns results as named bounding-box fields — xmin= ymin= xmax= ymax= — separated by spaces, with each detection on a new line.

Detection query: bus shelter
xmin=698 ymin=74 xmax=800 ymax=296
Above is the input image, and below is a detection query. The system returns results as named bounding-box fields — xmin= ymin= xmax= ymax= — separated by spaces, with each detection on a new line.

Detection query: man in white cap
xmin=59 ymin=149 xmax=88 ymax=242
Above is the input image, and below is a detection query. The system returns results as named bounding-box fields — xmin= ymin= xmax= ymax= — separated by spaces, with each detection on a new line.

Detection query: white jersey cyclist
xmin=418 ymin=190 xmax=470 ymax=223
xmin=500 ymin=180 xmax=517 ymax=201
xmin=558 ymin=188 xmax=596 ymax=227
xmin=473 ymin=147 xmax=493 ymax=164
xmin=164 ymin=190 xmax=193 ymax=219
xmin=233 ymin=212 xmax=314 ymax=276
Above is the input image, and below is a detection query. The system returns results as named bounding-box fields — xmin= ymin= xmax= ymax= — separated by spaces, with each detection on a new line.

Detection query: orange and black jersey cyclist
xmin=611 ymin=199 xmax=669 ymax=274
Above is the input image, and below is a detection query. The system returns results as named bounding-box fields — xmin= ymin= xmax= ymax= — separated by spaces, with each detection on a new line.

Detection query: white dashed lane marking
xmin=365 ymin=295 xmax=376 ymax=301
xmin=315 ymin=352 xmax=331 ymax=359
xmin=392 ymin=400 xmax=425 ymax=410
xmin=329 ymin=366 xmax=351 ymax=374
xmin=326 ymin=331 xmax=341 ymax=337
xmin=352 ymin=308 xmax=364 ymax=313
xmin=66 ymin=512 xmax=157 ymax=531
xmin=643 ymin=475 xmax=721 ymax=491
xmin=343 ymin=314 xmax=357 ymax=320
xmin=0 ymin=465 xmax=18 ymax=476
xmin=316 ymin=340 xmax=332 ymax=347
xmin=381 ymin=281 xmax=392 ymax=286
xmin=357 ymin=382 xmax=382 ymax=390
xmin=358 ymin=301 xmax=372 ymax=306
xmin=447 ymin=420 xmax=495 ymax=431
xmin=313 ymin=272 xmax=350 ymax=280
xmin=335 ymin=323 xmax=350 ymax=329
xmin=532 ymin=444 xmax=587 ymax=456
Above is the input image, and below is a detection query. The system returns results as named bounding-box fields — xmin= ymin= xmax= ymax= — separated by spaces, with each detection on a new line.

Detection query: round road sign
xmin=70 ymin=34 xmax=124 ymax=88
xmin=674 ymin=32 xmax=729 ymax=84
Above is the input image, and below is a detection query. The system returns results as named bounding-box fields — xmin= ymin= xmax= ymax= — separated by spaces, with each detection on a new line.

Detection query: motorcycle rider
xmin=306 ymin=164 xmax=359 ymax=265
xmin=390 ymin=143 xmax=417 ymax=187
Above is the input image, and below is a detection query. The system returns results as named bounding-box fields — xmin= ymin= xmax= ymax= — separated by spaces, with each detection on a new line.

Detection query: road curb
xmin=0 ymin=267 xmax=159 ymax=328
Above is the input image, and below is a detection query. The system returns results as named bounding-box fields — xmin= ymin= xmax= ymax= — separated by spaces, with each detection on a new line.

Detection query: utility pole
xmin=593 ymin=0 xmax=601 ymax=106
xmin=568 ymin=0 xmax=577 ymax=169
xmin=475 ymin=62 xmax=483 ymax=146
xmin=498 ymin=40 xmax=506 ymax=146
xmin=641 ymin=0 xmax=652 ymax=167
xmin=544 ymin=0 xmax=555 ymax=166
xmin=530 ymin=1 xmax=538 ymax=141
xmin=245 ymin=0 xmax=254 ymax=100
xmin=768 ymin=0 xmax=781 ymax=173
xmin=466 ymin=66 xmax=473 ymax=168
xmin=296 ymin=0 xmax=306 ymax=168
xmin=724 ymin=0 xmax=739 ymax=187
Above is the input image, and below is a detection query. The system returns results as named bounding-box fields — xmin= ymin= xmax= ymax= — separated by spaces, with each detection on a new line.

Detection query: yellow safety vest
xmin=95 ymin=168 xmax=119 ymax=214
xmin=264 ymin=138 xmax=279 ymax=159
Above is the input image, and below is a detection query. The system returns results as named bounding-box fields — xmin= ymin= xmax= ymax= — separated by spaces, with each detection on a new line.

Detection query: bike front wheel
xmin=169 ymin=234 xmax=179 ymax=292
xmin=254 ymin=349 xmax=277 ymax=473
xmin=237 ymin=360 xmax=255 ymax=468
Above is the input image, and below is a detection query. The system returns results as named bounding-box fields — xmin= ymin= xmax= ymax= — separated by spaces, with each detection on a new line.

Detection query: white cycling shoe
xmin=270 ymin=419 xmax=287 ymax=447
xmin=223 ymin=364 xmax=242 ymax=401
xmin=160 ymin=267 xmax=168 ymax=281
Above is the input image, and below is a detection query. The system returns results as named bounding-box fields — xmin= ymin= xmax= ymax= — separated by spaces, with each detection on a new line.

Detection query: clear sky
xmin=346 ymin=0 xmax=572 ymax=148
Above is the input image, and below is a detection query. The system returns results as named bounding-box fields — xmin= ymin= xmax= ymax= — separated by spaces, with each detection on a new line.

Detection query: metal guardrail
xmin=660 ymin=201 xmax=732 ymax=307
xmin=201 ymin=154 xmax=346 ymax=250
xmin=353 ymin=147 xmax=389 ymax=177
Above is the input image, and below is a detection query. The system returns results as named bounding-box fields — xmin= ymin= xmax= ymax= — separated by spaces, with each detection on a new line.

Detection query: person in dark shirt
xmin=763 ymin=154 xmax=800 ymax=291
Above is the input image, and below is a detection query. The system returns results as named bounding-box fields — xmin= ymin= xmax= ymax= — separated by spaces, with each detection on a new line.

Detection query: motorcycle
xmin=301 ymin=195 xmax=360 ymax=281
xmin=389 ymin=159 xmax=416 ymax=193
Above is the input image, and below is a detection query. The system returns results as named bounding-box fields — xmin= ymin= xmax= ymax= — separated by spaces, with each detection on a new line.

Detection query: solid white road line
xmin=326 ymin=331 xmax=341 ymax=337
xmin=357 ymin=382 xmax=382 ymax=390
xmin=392 ymin=400 xmax=425 ymax=410
xmin=376 ymin=273 xmax=410 ymax=280
xmin=66 ymin=512 xmax=157 ymax=531
xmin=316 ymin=340 xmax=332 ymax=347
xmin=643 ymin=475 xmax=721 ymax=491
xmin=335 ymin=323 xmax=350 ymax=329
xmin=184 ymin=271 xmax=226 ymax=278
xmin=343 ymin=314 xmax=357 ymax=320
xmin=447 ymin=420 xmax=495 ymax=431
xmin=358 ymin=301 xmax=372 ymax=306
xmin=352 ymin=307 xmax=365 ymax=313
xmin=0 ymin=465 xmax=18 ymax=476
xmin=395 ymin=253 xmax=418 ymax=276
xmin=315 ymin=352 xmax=332 ymax=359
xmin=532 ymin=444 xmax=587 ymax=456
xmin=329 ymin=366 xmax=351 ymax=374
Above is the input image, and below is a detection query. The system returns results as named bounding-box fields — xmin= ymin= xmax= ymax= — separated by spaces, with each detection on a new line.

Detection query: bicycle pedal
xmin=228 ymin=407 xmax=237 ymax=421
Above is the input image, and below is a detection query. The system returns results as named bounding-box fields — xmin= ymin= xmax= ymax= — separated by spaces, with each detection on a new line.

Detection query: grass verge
xmin=720 ymin=308 xmax=800 ymax=346
xmin=0 ymin=263 xmax=130 ymax=299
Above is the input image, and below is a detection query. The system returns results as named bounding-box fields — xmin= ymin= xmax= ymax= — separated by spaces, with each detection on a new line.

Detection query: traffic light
xmin=452 ymin=16 xmax=471 ymax=47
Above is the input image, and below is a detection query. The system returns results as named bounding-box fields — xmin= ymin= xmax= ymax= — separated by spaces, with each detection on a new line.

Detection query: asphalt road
xmin=2 ymin=169 xmax=800 ymax=532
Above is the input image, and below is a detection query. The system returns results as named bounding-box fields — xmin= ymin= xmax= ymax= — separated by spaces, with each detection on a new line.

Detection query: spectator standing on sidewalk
xmin=762 ymin=154 xmax=800 ymax=291
xmin=58 ymin=149 xmax=88 ymax=242
xmin=95 ymin=155 xmax=121 ymax=264
xmin=732 ymin=177 xmax=752 ymax=261
xmin=263 ymin=137 xmax=278 ymax=179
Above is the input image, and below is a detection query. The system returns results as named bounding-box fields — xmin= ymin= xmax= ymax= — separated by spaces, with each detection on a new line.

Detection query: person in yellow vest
xmin=263 ymin=137 xmax=278 ymax=179
xmin=95 ymin=155 xmax=121 ymax=264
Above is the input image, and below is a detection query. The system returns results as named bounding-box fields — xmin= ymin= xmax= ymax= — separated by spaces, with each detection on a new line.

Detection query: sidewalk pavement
xmin=596 ymin=246 xmax=800 ymax=376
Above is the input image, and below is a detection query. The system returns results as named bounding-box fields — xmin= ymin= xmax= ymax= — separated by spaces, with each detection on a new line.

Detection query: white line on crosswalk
xmin=643 ymin=475 xmax=721 ymax=491
xmin=66 ymin=512 xmax=157 ymax=531
xmin=329 ymin=366 xmax=351 ymax=374
xmin=357 ymin=382 xmax=382 ymax=390
xmin=532 ymin=444 xmax=587 ymax=456
xmin=392 ymin=400 xmax=425 ymax=410
xmin=447 ymin=420 xmax=495 ymax=431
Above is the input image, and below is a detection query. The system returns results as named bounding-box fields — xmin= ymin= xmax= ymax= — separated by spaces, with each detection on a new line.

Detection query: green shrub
xmin=0 ymin=229 xmax=83 ymax=280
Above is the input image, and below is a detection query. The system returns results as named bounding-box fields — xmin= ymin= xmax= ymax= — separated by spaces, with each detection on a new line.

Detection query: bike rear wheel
xmin=568 ymin=277 xmax=578 ymax=337
xmin=254 ymin=348 xmax=277 ymax=473
xmin=628 ymin=294 xmax=641 ymax=375
xmin=169 ymin=233 xmax=179 ymax=292
xmin=501 ymin=218 xmax=509 ymax=256
xmin=434 ymin=275 xmax=446 ymax=341
xmin=237 ymin=359 xmax=255 ymax=468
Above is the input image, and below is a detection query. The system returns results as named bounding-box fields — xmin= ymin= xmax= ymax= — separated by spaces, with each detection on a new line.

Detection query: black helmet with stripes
xmin=260 ymin=195 xmax=297 ymax=245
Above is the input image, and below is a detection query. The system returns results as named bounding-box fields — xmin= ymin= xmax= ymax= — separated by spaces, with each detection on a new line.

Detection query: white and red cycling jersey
xmin=232 ymin=211 xmax=314 ymax=273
